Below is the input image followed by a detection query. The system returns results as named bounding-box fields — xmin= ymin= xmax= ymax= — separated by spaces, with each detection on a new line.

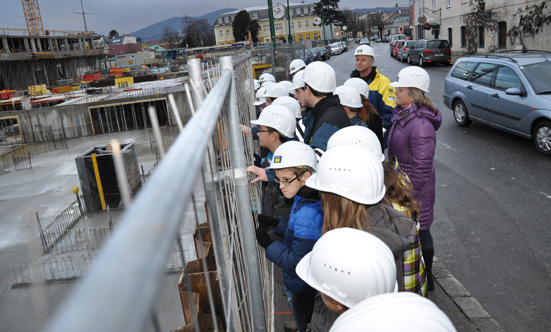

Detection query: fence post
xmin=36 ymin=212 xmax=47 ymax=253
xmin=221 ymin=55 xmax=268 ymax=331
xmin=189 ymin=58 xmax=242 ymax=332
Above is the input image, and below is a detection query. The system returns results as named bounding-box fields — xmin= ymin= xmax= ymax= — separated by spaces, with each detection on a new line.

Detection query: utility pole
xmin=286 ymin=0 xmax=292 ymax=44
xmin=74 ymin=0 xmax=92 ymax=32
xmin=267 ymin=0 xmax=278 ymax=68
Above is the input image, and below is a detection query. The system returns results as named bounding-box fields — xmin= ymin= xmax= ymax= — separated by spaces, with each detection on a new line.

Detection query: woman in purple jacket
xmin=387 ymin=66 xmax=442 ymax=291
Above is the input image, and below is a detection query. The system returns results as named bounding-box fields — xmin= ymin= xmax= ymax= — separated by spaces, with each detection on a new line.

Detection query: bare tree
xmin=162 ymin=27 xmax=179 ymax=49
xmin=182 ymin=16 xmax=215 ymax=47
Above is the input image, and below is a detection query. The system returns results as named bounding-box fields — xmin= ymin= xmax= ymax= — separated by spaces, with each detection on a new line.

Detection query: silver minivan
xmin=443 ymin=52 xmax=551 ymax=155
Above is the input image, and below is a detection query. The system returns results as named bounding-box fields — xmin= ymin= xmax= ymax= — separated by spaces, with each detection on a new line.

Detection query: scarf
xmin=392 ymin=103 xmax=418 ymax=123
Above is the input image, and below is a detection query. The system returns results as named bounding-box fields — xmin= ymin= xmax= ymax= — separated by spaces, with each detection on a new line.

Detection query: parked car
xmin=305 ymin=49 xmax=314 ymax=64
xmin=375 ymin=37 xmax=382 ymax=43
xmin=339 ymin=41 xmax=348 ymax=52
xmin=389 ymin=34 xmax=407 ymax=55
xmin=316 ymin=46 xmax=331 ymax=60
xmin=310 ymin=47 xmax=323 ymax=61
xmin=397 ymin=40 xmax=416 ymax=62
xmin=329 ymin=43 xmax=341 ymax=55
xmin=392 ymin=40 xmax=406 ymax=59
xmin=443 ymin=51 xmax=551 ymax=155
xmin=382 ymin=36 xmax=389 ymax=43
xmin=359 ymin=38 xmax=370 ymax=46
xmin=407 ymin=39 xmax=451 ymax=66
xmin=355 ymin=38 xmax=361 ymax=43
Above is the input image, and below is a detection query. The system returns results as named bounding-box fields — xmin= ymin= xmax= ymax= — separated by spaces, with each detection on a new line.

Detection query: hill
xmin=131 ymin=8 xmax=237 ymax=42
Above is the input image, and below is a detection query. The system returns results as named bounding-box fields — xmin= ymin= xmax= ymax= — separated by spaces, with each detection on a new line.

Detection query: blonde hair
xmin=320 ymin=191 xmax=373 ymax=235
xmin=407 ymin=87 xmax=437 ymax=114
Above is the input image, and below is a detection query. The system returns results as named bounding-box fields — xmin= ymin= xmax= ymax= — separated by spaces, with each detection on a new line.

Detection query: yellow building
xmin=213 ymin=3 xmax=330 ymax=45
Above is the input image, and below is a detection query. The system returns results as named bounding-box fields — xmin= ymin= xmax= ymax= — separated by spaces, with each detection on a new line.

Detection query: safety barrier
xmin=44 ymin=54 xmax=272 ymax=331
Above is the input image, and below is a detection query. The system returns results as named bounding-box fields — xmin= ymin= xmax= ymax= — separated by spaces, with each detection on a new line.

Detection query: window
xmin=304 ymin=6 xmax=309 ymax=14
xmin=275 ymin=23 xmax=283 ymax=31
xmin=447 ymin=0 xmax=451 ymax=7
xmin=451 ymin=61 xmax=476 ymax=80
xmin=291 ymin=21 xmax=294 ymax=29
xmin=224 ymin=16 xmax=229 ymax=23
xmin=226 ymin=29 xmax=230 ymax=37
xmin=432 ymin=0 xmax=436 ymax=9
xmin=314 ymin=33 xmax=318 ymax=40
xmin=297 ymin=20 xmax=302 ymax=29
xmin=219 ymin=30 xmax=223 ymax=38
xmin=263 ymin=25 xmax=269 ymax=33
xmin=478 ymin=26 xmax=485 ymax=48
xmin=448 ymin=28 xmax=453 ymax=48
xmin=251 ymin=12 xmax=258 ymax=19
xmin=498 ymin=22 xmax=507 ymax=49
xmin=470 ymin=63 xmax=497 ymax=87
xmin=299 ymin=34 xmax=303 ymax=41
xmin=306 ymin=34 xmax=311 ymax=40
xmin=295 ymin=8 xmax=300 ymax=15
xmin=460 ymin=26 xmax=466 ymax=48
xmin=305 ymin=20 xmax=310 ymax=28
xmin=495 ymin=66 xmax=523 ymax=91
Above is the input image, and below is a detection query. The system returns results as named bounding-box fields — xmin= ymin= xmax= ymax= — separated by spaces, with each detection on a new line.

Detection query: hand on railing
xmin=241 ymin=125 xmax=252 ymax=136
xmin=247 ymin=165 xmax=267 ymax=184
xmin=257 ymin=214 xmax=279 ymax=228
xmin=255 ymin=227 xmax=273 ymax=249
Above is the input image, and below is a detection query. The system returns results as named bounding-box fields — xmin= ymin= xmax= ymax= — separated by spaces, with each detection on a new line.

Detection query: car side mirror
xmin=505 ymin=87 xmax=525 ymax=97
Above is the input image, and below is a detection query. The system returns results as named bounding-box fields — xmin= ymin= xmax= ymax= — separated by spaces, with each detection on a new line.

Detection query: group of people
xmin=243 ymin=44 xmax=451 ymax=331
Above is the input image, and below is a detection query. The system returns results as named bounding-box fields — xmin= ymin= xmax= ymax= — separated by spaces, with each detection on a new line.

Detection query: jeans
xmin=419 ymin=229 xmax=434 ymax=250
xmin=291 ymin=292 xmax=315 ymax=332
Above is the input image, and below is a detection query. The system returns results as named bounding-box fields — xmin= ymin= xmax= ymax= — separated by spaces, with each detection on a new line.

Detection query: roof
xmin=222 ymin=2 xmax=310 ymax=15
xmin=109 ymin=44 xmax=144 ymax=56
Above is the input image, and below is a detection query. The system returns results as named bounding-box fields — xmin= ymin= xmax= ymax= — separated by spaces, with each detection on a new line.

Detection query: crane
xmin=21 ymin=0 xmax=44 ymax=36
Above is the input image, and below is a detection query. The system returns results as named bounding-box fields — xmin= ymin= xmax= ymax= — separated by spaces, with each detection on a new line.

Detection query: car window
xmin=415 ymin=41 xmax=425 ymax=48
xmin=451 ymin=61 xmax=477 ymax=80
xmin=521 ymin=61 xmax=551 ymax=94
xmin=494 ymin=66 xmax=523 ymax=91
xmin=428 ymin=40 xmax=449 ymax=48
xmin=470 ymin=63 xmax=498 ymax=87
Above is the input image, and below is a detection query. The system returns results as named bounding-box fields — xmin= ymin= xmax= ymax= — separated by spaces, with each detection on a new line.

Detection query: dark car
xmin=310 ymin=47 xmax=323 ymax=62
xmin=305 ymin=49 xmax=314 ymax=64
xmin=316 ymin=46 xmax=330 ymax=60
xmin=407 ymin=39 xmax=451 ymax=66
xmin=443 ymin=51 xmax=551 ymax=155
xmin=382 ymin=36 xmax=389 ymax=43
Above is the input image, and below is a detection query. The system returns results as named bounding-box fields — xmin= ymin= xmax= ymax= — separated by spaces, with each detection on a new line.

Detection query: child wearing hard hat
xmin=304 ymin=145 xmax=418 ymax=332
xmin=255 ymin=141 xmax=322 ymax=332
xmin=326 ymin=126 xmax=428 ymax=297
xmin=247 ymin=105 xmax=297 ymax=219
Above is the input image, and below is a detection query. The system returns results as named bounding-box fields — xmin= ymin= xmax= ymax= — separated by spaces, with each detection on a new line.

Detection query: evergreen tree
xmin=232 ymin=10 xmax=260 ymax=43
xmin=313 ymin=0 xmax=346 ymax=26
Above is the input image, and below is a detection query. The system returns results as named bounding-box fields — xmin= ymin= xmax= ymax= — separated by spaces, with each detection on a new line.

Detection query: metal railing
xmin=44 ymin=54 xmax=270 ymax=331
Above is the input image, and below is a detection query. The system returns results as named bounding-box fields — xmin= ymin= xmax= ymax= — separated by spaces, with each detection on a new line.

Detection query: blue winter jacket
xmin=265 ymin=187 xmax=323 ymax=296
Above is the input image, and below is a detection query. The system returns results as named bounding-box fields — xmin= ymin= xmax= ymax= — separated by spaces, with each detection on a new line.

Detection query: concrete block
xmin=455 ymin=297 xmax=491 ymax=319
xmin=438 ymin=277 xmax=471 ymax=297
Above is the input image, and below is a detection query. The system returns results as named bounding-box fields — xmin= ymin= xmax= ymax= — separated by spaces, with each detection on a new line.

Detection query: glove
xmin=253 ymin=153 xmax=262 ymax=167
xmin=257 ymin=214 xmax=279 ymax=228
xmin=255 ymin=227 xmax=273 ymax=249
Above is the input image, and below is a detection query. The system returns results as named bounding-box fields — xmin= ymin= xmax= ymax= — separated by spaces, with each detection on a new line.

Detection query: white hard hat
xmin=291 ymin=70 xmax=305 ymax=91
xmin=296 ymin=228 xmax=397 ymax=309
xmin=305 ymin=145 xmax=385 ymax=204
xmin=254 ymin=79 xmax=260 ymax=90
xmin=264 ymin=82 xmax=291 ymax=99
xmin=258 ymin=73 xmax=276 ymax=84
xmin=253 ymin=86 xmax=267 ymax=106
xmin=250 ymin=104 xmax=296 ymax=138
xmin=343 ymin=78 xmax=369 ymax=99
xmin=278 ymin=80 xmax=294 ymax=93
xmin=302 ymin=61 xmax=336 ymax=93
xmin=329 ymin=293 xmax=457 ymax=332
xmin=327 ymin=126 xmax=384 ymax=162
xmin=272 ymin=96 xmax=302 ymax=119
xmin=354 ymin=45 xmax=375 ymax=57
xmin=390 ymin=66 xmax=430 ymax=93
xmin=289 ymin=59 xmax=306 ymax=75
xmin=267 ymin=141 xmax=317 ymax=170
xmin=334 ymin=85 xmax=363 ymax=109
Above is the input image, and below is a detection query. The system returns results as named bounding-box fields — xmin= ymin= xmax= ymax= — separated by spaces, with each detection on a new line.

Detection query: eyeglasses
xmin=257 ymin=129 xmax=273 ymax=133
xmin=274 ymin=174 xmax=300 ymax=186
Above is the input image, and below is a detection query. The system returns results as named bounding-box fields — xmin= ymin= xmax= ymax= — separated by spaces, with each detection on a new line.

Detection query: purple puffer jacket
xmin=387 ymin=105 xmax=442 ymax=230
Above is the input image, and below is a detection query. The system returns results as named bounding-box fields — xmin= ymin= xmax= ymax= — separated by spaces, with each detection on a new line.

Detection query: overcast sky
xmin=1 ymin=0 xmax=395 ymax=36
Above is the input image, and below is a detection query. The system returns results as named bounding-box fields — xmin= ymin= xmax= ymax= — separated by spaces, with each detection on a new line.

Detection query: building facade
xmin=213 ymin=3 xmax=329 ymax=45
xmin=383 ymin=9 xmax=413 ymax=38
xmin=411 ymin=0 xmax=551 ymax=54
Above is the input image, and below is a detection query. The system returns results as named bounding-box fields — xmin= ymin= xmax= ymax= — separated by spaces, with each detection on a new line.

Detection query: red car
xmin=392 ymin=40 xmax=406 ymax=59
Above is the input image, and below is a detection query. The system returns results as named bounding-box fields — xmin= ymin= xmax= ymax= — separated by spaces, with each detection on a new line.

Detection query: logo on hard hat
xmin=274 ymin=156 xmax=282 ymax=163
xmin=291 ymin=66 xmax=295 ymax=71
xmin=357 ymin=50 xmax=363 ymax=53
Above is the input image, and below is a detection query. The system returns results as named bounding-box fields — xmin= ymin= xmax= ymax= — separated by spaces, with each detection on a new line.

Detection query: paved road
xmin=327 ymin=42 xmax=551 ymax=331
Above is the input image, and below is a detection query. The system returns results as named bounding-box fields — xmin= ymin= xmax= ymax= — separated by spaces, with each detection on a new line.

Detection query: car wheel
xmin=407 ymin=55 xmax=412 ymax=64
xmin=419 ymin=56 xmax=424 ymax=67
xmin=533 ymin=120 xmax=551 ymax=156
xmin=453 ymin=100 xmax=471 ymax=126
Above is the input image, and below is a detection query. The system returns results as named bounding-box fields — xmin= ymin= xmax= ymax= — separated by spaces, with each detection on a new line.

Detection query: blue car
xmin=443 ymin=51 xmax=551 ymax=155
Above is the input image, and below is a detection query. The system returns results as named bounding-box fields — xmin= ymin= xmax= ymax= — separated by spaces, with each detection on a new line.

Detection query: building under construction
xmin=0 ymin=32 xmax=106 ymax=90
